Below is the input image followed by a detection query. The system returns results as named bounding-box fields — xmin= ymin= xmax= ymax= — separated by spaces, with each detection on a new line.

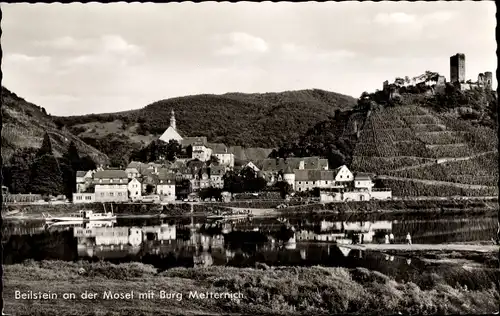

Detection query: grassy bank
xmin=3 ymin=260 xmax=499 ymax=315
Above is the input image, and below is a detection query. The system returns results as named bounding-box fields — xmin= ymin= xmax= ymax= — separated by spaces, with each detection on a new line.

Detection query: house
xmin=156 ymin=171 xmax=176 ymax=201
xmin=76 ymin=170 xmax=93 ymax=193
xmin=128 ymin=177 xmax=142 ymax=201
xmin=142 ymin=174 xmax=159 ymax=195
xmin=209 ymin=166 xmax=226 ymax=188
xmin=93 ymin=170 xmax=129 ymax=202
xmin=192 ymin=142 xmax=213 ymax=161
xmin=354 ymin=173 xmax=374 ymax=191
xmin=208 ymin=143 xmax=235 ymax=167
xmin=243 ymin=161 xmax=260 ymax=173
xmin=258 ymin=157 xmax=329 ymax=186
xmin=125 ymin=167 xmax=140 ymax=179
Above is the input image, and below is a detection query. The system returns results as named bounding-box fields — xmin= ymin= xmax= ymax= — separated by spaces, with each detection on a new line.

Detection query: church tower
xmin=170 ymin=109 xmax=176 ymax=130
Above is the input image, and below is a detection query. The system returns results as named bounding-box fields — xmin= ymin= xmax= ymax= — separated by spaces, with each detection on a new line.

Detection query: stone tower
xmin=450 ymin=53 xmax=465 ymax=83
xmin=283 ymin=165 xmax=295 ymax=191
xmin=170 ymin=109 xmax=176 ymax=130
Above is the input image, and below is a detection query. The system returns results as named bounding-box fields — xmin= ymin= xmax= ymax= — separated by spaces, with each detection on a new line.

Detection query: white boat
xmin=44 ymin=210 xmax=116 ymax=222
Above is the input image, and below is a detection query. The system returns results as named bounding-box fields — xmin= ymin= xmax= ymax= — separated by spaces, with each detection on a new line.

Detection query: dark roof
xmin=207 ymin=143 xmax=228 ymax=154
xmin=354 ymin=173 xmax=372 ymax=180
xmin=260 ymin=157 xmax=322 ymax=172
xmin=284 ymin=165 xmax=293 ymax=174
xmin=295 ymin=170 xmax=335 ymax=181
xmin=76 ymin=171 xmax=87 ymax=177
xmin=210 ymin=166 xmax=226 ymax=176
xmin=182 ymin=137 xmax=207 ymax=147
xmin=93 ymin=170 xmax=128 ymax=179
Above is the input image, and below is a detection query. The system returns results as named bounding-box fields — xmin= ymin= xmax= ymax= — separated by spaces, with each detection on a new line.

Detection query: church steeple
xmin=170 ymin=109 xmax=176 ymax=130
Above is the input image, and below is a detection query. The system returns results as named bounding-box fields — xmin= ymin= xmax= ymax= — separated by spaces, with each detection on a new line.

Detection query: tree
xmin=166 ymin=140 xmax=182 ymax=161
xmin=208 ymin=155 xmax=220 ymax=166
xmin=37 ymin=133 xmax=53 ymax=157
xmin=275 ymin=181 xmax=292 ymax=199
xmin=145 ymin=184 xmax=155 ymax=195
xmin=30 ymin=155 xmax=64 ymax=196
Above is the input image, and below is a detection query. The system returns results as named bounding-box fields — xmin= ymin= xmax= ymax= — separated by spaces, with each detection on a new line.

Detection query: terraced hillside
xmin=1 ymin=87 xmax=109 ymax=166
xmin=351 ymin=105 xmax=498 ymax=197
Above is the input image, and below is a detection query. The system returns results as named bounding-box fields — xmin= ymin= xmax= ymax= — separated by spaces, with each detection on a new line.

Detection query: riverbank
xmin=3 ymin=260 xmax=498 ymax=315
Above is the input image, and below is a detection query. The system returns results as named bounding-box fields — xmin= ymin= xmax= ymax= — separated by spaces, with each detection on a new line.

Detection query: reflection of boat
xmin=44 ymin=210 xmax=116 ymax=222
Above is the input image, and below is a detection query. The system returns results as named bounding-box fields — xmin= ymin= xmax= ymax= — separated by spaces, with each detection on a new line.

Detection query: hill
xmin=274 ymin=86 xmax=499 ymax=197
xmin=1 ymin=87 xmax=109 ymax=166
xmin=53 ymin=89 xmax=357 ymax=165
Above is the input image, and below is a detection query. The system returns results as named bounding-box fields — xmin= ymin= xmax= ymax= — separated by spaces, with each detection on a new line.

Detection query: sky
xmin=1 ymin=2 xmax=497 ymax=116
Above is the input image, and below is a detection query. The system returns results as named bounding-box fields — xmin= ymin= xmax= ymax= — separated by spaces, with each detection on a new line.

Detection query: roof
xmin=284 ymin=165 xmax=293 ymax=174
xmin=319 ymin=159 xmax=329 ymax=170
xmin=129 ymin=177 xmax=143 ymax=184
xmin=260 ymin=157 xmax=322 ymax=172
xmin=157 ymin=169 xmax=176 ymax=183
xmin=210 ymin=166 xmax=226 ymax=176
xmin=295 ymin=170 xmax=335 ymax=181
xmin=355 ymin=173 xmax=372 ymax=180
xmin=207 ymin=143 xmax=228 ymax=154
xmin=125 ymin=167 xmax=139 ymax=173
xmin=76 ymin=171 xmax=87 ymax=177
xmin=159 ymin=126 xmax=183 ymax=143
xmin=182 ymin=137 xmax=207 ymax=147
xmin=93 ymin=170 xmax=128 ymax=179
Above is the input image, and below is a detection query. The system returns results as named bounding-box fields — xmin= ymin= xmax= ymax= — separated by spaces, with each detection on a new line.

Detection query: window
xmin=118 ymin=192 xmax=122 ymax=196
xmin=110 ymin=179 xmax=113 ymax=183
xmin=109 ymin=192 xmax=114 ymax=196
xmin=99 ymin=179 xmax=102 ymax=183
xmin=136 ymin=191 xmax=138 ymax=195
xmin=85 ymin=196 xmax=92 ymax=200
xmin=298 ymin=181 xmax=302 ymax=184
xmin=326 ymin=181 xmax=328 ymax=185
xmin=76 ymin=196 xmax=82 ymax=200
xmin=100 ymin=193 xmax=105 ymax=197
xmin=340 ymin=175 xmax=343 ymax=179
xmin=313 ymin=181 xmax=315 ymax=185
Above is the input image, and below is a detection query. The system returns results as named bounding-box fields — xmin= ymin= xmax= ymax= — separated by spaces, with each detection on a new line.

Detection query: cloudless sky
xmin=1 ymin=2 xmax=496 ymax=116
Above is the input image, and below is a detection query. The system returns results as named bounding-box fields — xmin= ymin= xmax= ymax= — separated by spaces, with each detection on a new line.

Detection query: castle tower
xmin=170 ymin=109 xmax=176 ymax=130
xmin=450 ymin=53 xmax=465 ymax=83
xmin=484 ymin=71 xmax=493 ymax=90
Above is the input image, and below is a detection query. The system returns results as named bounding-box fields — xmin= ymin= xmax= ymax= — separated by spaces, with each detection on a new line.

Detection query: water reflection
xmin=2 ymin=216 xmax=497 ymax=277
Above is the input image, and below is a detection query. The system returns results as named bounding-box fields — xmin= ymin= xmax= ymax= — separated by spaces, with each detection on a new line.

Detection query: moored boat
xmin=44 ymin=210 xmax=116 ymax=222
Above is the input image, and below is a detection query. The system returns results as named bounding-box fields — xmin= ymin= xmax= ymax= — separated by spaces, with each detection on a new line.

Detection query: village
xmin=71 ymin=109 xmax=392 ymax=205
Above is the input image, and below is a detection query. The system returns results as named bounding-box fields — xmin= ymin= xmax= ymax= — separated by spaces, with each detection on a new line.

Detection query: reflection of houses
xmin=296 ymin=221 xmax=393 ymax=244
xmin=193 ymin=251 xmax=213 ymax=267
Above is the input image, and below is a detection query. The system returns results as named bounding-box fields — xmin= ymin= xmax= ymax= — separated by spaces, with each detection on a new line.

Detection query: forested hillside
xmin=53 ymin=89 xmax=357 ymax=165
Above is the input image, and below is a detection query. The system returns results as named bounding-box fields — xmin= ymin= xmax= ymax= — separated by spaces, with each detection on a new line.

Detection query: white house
xmin=243 ymin=161 xmax=260 ymax=173
xmin=93 ymin=170 xmax=129 ymax=203
xmin=209 ymin=143 xmax=235 ymax=167
xmin=333 ymin=165 xmax=353 ymax=183
xmin=156 ymin=171 xmax=176 ymax=201
xmin=192 ymin=142 xmax=213 ymax=161
xmin=76 ymin=170 xmax=93 ymax=193
xmin=125 ymin=167 xmax=140 ymax=179
xmin=354 ymin=173 xmax=374 ymax=191
xmin=128 ymin=178 xmax=142 ymax=201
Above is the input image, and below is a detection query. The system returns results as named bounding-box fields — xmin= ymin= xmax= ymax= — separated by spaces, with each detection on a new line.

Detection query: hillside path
xmin=389 ymin=150 xmax=498 ymax=172
xmin=376 ymin=175 xmax=496 ymax=189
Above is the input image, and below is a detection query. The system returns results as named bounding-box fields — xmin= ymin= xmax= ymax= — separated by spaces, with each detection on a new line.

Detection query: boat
xmin=207 ymin=211 xmax=253 ymax=221
xmin=43 ymin=210 xmax=116 ymax=222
